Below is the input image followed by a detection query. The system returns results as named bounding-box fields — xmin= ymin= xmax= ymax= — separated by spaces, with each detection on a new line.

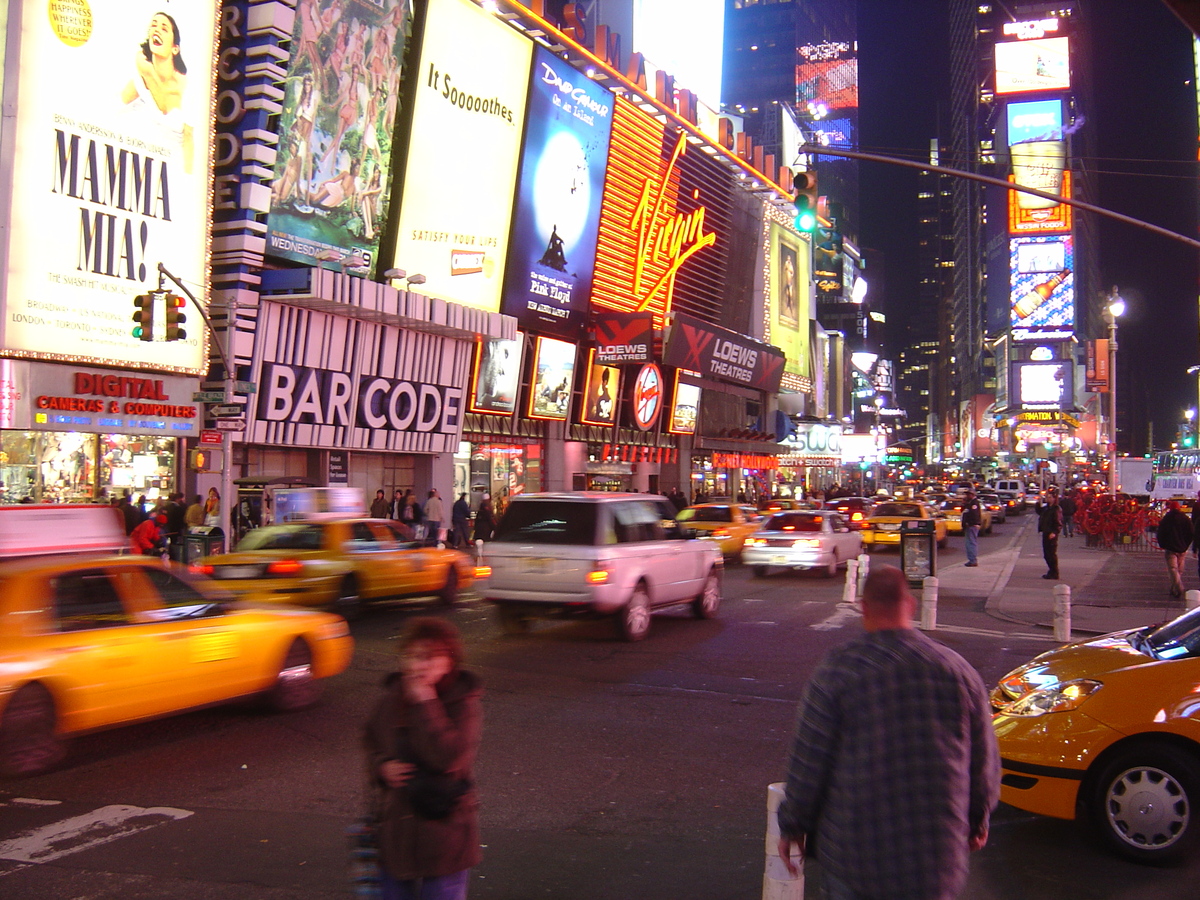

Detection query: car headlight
xmin=1003 ymin=679 xmax=1103 ymax=717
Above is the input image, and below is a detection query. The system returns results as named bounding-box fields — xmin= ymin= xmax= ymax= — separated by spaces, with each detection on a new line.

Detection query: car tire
xmin=267 ymin=639 xmax=320 ymax=712
xmin=333 ymin=575 xmax=362 ymax=620
xmin=824 ymin=553 xmax=839 ymax=578
xmin=616 ymin=584 xmax=651 ymax=642
xmin=692 ymin=571 xmax=721 ymax=619
xmin=496 ymin=606 xmax=530 ymax=635
xmin=0 ymin=683 xmax=64 ymax=778
xmin=439 ymin=566 xmax=458 ymax=606
xmin=1087 ymin=743 xmax=1200 ymax=863
xmin=752 ymin=565 xmax=769 ymax=578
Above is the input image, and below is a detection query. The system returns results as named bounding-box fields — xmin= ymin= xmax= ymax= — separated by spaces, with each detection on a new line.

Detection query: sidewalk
xmin=932 ymin=512 xmax=1191 ymax=635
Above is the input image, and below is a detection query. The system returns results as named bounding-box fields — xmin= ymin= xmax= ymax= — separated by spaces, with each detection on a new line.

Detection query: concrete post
xmin=856 ymin=553 xmax=870 ymax=595
xmin=1186 ymin=590 xmax=1200 ymax=611
xmin=1053 ymin=583 xmax=1072 ymax=643
xmin=920 ymin=576 xmax=938 ymax=631
xmin=763 ymin=783 xmax=803 ymax=900
xmin=843 ymin=557 xmax=859 ymax=606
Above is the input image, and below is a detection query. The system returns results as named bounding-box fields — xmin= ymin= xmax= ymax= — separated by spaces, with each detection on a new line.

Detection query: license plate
xmin=877 ymin=523 xmax=899 ymax=532
xmin=216 ymin=565 xmax=261 ymax=579
xmin=523 ymin=557 xmax=553 ymax=573
xmin=770 ymin=555 xmax=788 ymax=565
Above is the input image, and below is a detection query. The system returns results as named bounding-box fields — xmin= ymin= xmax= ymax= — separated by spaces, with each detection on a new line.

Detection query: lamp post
xmin=873 ymin=395 xmax=885 ymax=492
xmin=1105 ymin=289 xmax=1125 ymax=495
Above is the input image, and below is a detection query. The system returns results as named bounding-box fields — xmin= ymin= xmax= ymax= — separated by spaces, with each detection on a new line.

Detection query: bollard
xmin=1187 ymin=590 xmax=1200 ymax=611
xmin=843 ymin=557 xmax=859 ymax=606
xmin=856 ymin=553 xmax=870 ymax=595
xmin=1053 ymin=583 xmax=1071 ymax=643
xmin=920 ymin=576 xmax=938 ymax=631
xmin=763 ymin=783 xmax=803 ymax=900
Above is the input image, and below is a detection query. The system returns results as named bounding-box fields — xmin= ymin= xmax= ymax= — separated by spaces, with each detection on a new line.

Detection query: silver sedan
xmin=741 ymin=510 xmax=863 ymax=577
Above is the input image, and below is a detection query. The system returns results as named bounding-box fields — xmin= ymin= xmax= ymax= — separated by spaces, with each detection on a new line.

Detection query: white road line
xmin=934 ymin=623 xmax=1060 ymax=642
xmin=9 ymin=798 xmax=63 ymax=807
xmin=811 ymin=601 xmax=862 ymax=631
xmin=0 ymin=804 xmax=193 ymax=865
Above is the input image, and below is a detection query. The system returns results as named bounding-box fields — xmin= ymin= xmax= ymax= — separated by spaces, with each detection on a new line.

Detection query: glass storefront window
xmin=0 ymin=431 xmax=176 ymax=504
xmin=469 ymin=443 xmax=542 ymax=515
xmin=99 ymin=435 xmax=177 ymax=504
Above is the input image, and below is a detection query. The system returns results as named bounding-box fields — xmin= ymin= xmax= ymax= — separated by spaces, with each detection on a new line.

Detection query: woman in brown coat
xmin=363 ymin=617 xmax=482 ymax=900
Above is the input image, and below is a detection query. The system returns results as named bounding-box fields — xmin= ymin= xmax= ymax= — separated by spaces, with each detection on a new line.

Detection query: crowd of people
xmin=114 ymin=487 xmax=221 ymax=558
xmin=368 ymin=488 xmax=495 ymax=549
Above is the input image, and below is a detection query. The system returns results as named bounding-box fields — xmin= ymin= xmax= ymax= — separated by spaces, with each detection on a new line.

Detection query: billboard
xmin=1009 ymin=235 xmax=1074 ymax=341
xmin=390 ymin=0 xmax=531 ymax=311
xmin=769 ymin=223 xmax=810 ymax=379
xmin=1005 ymin=98 xmax=1070 ymax=233
xmin=579 ymin=349 xmax=619 ymax=426
xmin=796 ymin=40 xmax=857 ymax=112
xmin=264 ymin=0 xmax=412 ymax=273
xmin=663 ymin=313 xmax=786 ymax=394
xmin=501 ymin=46 xmax=613 ymax=339
xmin=1014 ymin=360 xmax=1072 ymax=410
xmin=668 ymin=378 xmax=701 ymax=435
xmin=527 ymin=336 xmax=575 ymax=421
xmin=469 ymin=333 xmax=523 ymax=415
xmin=995 ymin=37 xmax=1070 ymax=94
xmin=4 ymin=2 xmax=217 ymax=374
xmin=592 ymin=311 xmax=653 ymax=365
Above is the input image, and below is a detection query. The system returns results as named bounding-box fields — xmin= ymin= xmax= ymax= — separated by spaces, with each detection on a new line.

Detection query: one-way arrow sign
xmin=209 ymin=404 xmax=245 ymax=417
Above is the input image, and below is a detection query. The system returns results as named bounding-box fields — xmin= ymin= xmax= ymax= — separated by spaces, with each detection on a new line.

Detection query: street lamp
xmin=873 ymin=395 xmax=885 ymax=491
xmin=1105 ymin=289 xmax=1125 ymax=494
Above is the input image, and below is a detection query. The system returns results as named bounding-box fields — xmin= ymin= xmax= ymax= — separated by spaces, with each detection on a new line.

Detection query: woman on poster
xmin=121 ymin=12 xmax=193 ymax=174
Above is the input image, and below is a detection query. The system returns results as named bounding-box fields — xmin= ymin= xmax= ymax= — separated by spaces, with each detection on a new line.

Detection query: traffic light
xmin=163 ymin=293 xmax=187 ymax=341
xmin=189 ymin=447 xmax=224 ymax=472
xmin=792 ymin=169 xmax=818 ymax=232
xmin=132 ymin=293 xmax=154 ymax=341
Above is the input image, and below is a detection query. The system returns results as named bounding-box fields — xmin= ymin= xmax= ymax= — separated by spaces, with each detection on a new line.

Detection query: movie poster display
xmin=769 ymin=223 xmax=810 ymax=379
xmin=501 ymin=46 xmax=613 ymax=339
xmin=391 ymin=0 xmax=532 ymax=312
xmin=469 ymin=333 xmax=523 ymax=415
xmin=528 ymin=336 xmax=575 ymax=420
xmin=4 ymin=2 xmax=218 ymax=373
xmin=579 ymin=350 xmax=619 ymax=426
xmin=669 ymin=379 xmax=701 ymax=434
xmin=265 ymin=0 xmax=412 ymax=273
xmin=1009 ymin=235 xmax=1075 ymax=341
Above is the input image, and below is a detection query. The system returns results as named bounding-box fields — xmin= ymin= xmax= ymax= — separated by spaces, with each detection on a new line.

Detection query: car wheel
xmin=752 ymin=565 xmax=768 ymax=578
xmin=1088 ymin=744 xmax=1200 ymax=863
xmin=267 ymin=639 xmax=320 ymax=712
xmin=692 ymin=571 xmax=721 ymax=619
xmin=0 ymin=684 xmax=64 ymax=778
xmin=616 ymin=584 xmax=651 ymax=642
xmin=938 ymin=536 xmax=948 ymax=549
xmin=823 ymin=552 xmax=839 ymax=578
xmin=333 ymin=575 xmax=361 ymax=620
xmin=496 ymin=606 xmax=530 ymax=635
xmin=439 ymin=566 xmax=459 ymax=606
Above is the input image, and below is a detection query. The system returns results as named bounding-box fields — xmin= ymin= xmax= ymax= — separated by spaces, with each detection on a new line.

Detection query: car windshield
xmin=679 ymin=506 xmax=733 ymax=523
xmin=1144 ymin=607 xmax=1200 ymax=659
xmin=874 ymin=503 xmax=923 ymax=517
xmin=236 ymin=524 xmax=324 ymax=551
xmin=765 ymin=513 xmax=824 ymax=532
xmin=940 ymin=500 xmax=965 ymax=511
xmin=492 ymin=501 xmax=598 ymax=545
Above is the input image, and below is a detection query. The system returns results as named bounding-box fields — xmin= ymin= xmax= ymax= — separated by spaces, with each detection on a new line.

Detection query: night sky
xmin=857 ymin=0 xmax=1198 ymax=455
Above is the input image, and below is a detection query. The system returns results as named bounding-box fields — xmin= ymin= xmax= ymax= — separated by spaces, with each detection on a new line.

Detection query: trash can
xmin=183 ymin=527 xmax=225 ymax=564
xmin=899 ymin=518 xmax=936 ymax=585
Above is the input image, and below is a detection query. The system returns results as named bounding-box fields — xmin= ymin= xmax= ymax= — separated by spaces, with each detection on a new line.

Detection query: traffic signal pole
xmin=155 ymin=263 xmax=235 ymax=545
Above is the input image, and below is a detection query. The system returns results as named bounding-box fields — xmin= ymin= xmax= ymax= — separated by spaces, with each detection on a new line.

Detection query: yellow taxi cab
xmin=940 ymin=498 xmax=993 ymax=535
xmin=992 ymin=609 xmax=1200 ymax=862
xmin=192 ymin=517 xmax=475 ymax=618
xmin=862 ymin=500 xmax=948 ymax=549
xmin=675 ymin=503 xmax=763 ymax=558
xmin=0 ymin=505 xmax=353 ymax=777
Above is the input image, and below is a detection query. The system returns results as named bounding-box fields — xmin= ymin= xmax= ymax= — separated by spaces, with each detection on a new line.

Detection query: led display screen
xmin=995 ymin=37 xmax=1070 ymax=94
xmin=1014 ymin=360 xmax=1073 ymax=410
xmin=1010 ymin=235 xmax=1074 ymax=341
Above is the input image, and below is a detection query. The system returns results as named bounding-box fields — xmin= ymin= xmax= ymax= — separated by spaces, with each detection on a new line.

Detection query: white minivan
xmin=479 ymin=492 xmax=722 ymax=641
xmin=992 ymin=479 xmax=1026 ymax=511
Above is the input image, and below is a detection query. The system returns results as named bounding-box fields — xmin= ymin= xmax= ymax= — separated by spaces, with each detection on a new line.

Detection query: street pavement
xmin=933 ymin=509 xmax=1192 ymax=636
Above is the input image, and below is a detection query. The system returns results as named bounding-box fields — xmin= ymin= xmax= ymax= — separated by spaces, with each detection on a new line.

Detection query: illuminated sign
xmin=580 ymin=349 xmax=620 ymax=426
xmin=1009 ymin=235 xmax=1074 ymax=341
xmin=501 ymin=46 xmax=614 ymax=339
xmin=1009 ymin=171 xmax=1073 ymax=234
xmin=1003 ymin=19 xmax=1060 ymax=40
xmin=390 ymin=0 xmax=532 ymax=312
xmin=1014 ymin=410 xmax=1082 ymax=428
xmin=712 ymin=452 xmax=778 ymax=470
xmin=769 ymin=223 xmax=810 ymax=379
xmin=668 ymin=378 xmax=701 ymax=435
xmin=265 ymin=0 xmax=411 ymax=274
xmin=592 ymin=311 xmax=653 ymax=364
xmin=470 ymin=334 xmax=524 ymax=416
xmin=995 ymin=37 xmax=1070 ymax=94
xmin=1014 ymin=360 xmax=1073 ymax=410
xmin=784 ymin=422 xmax=843 ymax=456
xmin=5 ymin=2 xmax=216 ymax=374
xmin=662 ymin=313 xmax=786 ymax=393
xmin=528 ymin=336 xmax=576 ymax=421
xmin=1086 ymin=339 xmax=1110 ymax=393
xmin=631 ymin=362 xmax=663 ymax=431
xmin=796 ymin=41 xmax=857 ymax=113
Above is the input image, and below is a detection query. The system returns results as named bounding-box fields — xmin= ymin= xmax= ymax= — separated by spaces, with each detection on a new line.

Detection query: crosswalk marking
xmin=0 ymin=804 xmax=193 ymax=866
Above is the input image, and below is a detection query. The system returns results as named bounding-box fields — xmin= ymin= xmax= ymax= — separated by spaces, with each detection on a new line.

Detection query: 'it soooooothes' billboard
xmin=501 ymin=46 xmax=613 ymax=340
xmin=265 ymin=0 xmax=412 ymax=274
xmin=1009 ymin=235 xmax=1074 ymax=342
xmin=391 ymin=0 xmax=531 ymax=312
xmin=4 ymin=2 xmax=217 ymax=373
xmin=769 ymin=223 xmax=810 ymax=380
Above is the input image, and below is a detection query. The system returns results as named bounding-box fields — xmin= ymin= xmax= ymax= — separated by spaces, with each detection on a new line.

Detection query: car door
xmin=614 ymin=499 xmax=686 ymax=603
xmin=342 ymin=520 xmax=396 ymax=599
xmin=375 ymin=521 xmax=428 ymax=593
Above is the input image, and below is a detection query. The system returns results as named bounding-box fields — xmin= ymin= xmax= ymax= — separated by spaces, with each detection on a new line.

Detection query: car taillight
xmin=792 ymin=539 xmax=821 ymax=548
xmin=586 ymin=569 xmax=609 ymax=584
xmin=189 ymin=564 xmax=213 ymax=576
xmin=851 ymin=512 xmax=863 ymax=521
xmin=746 ymin=537 xmax=765 ymax=547
xmin=475 ymin=565 xmax=492 ymax=579
xmin=266 ymin=559 xmax=304 ymax=576
xmin=711 ymin=528 xmax=730 ymax=538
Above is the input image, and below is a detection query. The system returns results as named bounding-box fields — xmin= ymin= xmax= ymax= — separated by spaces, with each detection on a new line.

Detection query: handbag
xmin=403 ymin=766 xmax=471 ymax=820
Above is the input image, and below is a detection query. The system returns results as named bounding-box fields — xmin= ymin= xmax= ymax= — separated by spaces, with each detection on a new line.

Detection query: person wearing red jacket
xmin=131 ymin=512 xmax=166 ymax=556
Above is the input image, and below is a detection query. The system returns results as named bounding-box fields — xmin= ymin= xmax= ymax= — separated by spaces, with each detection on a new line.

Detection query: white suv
xmin=479 ymin=492 xmax=723 ymax=641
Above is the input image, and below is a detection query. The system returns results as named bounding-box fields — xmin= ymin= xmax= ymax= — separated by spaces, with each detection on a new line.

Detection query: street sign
xmin=209 ymin=404 xmax=245 ymax=417
xmin=193 ymin=391 xmax=224 ymax=403
xmin=199 ymin=430 xmax=224 ymax=445
xmin=234 ymin=380 xmax=257 ymax=394
xmin=214 ymin=418 xmax=246 ymax=431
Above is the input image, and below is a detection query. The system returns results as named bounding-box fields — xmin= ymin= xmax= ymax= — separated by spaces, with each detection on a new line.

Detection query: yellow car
xmin=0 ymin=550 xmax=353 ymax=778
xmin=862 ymin=501 xmax=948 ymax=549
xmin=676 ymin=504 xmax=763 ymax=558
xmin=193 ymin=518 xmax=474 ymax=617
xmin=940 ymin=499 xmax=993 ymax=535
xmin=992 ymin=610 xmax=1200 ymax=862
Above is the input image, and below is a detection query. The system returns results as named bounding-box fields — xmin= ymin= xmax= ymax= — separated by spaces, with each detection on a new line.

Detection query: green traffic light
xmin=794 ymin=210 xmax=816 ymax=232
